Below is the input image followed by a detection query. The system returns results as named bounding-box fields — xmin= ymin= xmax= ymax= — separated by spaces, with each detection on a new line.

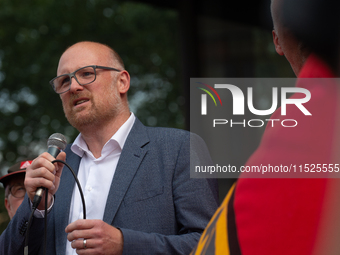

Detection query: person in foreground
xmin=0 ymin=41 xmax=218 ymax=255
xmin=0 ymin=159 xmax=33 ymax=220
xmin=191 ymin=0 xmax=340 ymax=254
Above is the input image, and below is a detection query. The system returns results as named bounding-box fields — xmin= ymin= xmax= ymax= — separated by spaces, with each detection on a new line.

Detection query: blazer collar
xmin=103 ymin=118 xmax=150 ymax=223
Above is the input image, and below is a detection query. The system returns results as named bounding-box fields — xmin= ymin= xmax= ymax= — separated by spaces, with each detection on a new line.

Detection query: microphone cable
xmin=24 ymin=159 xmax=86 ymax=255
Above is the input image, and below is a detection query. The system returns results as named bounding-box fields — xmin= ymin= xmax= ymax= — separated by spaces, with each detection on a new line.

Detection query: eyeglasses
xmin=49 ymin=65 xmax=121 ymax=94
xmin=9 ymin=184 xmax=26 ymax=198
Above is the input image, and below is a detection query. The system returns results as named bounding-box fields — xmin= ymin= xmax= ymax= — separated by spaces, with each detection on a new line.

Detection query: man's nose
xmin=69 ymin=76 xmax=83 ymax=93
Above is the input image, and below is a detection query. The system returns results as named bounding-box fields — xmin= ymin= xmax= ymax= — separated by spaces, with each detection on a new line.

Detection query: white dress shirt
xmin=66 ymin=113 xmax=136 ymax=255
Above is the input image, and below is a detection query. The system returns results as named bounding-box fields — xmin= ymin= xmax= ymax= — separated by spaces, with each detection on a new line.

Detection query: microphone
xmin=47 ymin=133 xmax=68 ymax=158
xmin=32 ymin=133 xmax=67 ymax=209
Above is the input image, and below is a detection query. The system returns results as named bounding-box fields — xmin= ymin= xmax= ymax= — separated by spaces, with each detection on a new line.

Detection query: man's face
xmin=4 ymin=175 xmax=25 ymax=219
xmin=57 ymin=43 xmax=123 ymax=130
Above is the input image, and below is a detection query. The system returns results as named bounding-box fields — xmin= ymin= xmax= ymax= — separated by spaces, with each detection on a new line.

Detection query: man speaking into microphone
xmin=0 ymin=41 xmax=218 ymax=255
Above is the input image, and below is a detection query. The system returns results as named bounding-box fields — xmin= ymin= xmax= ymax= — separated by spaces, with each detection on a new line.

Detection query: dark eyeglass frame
xmin=8 ymin=184 xmax=26 ymax=199
xmin=49 ymin=65 xmax=122 ymax=94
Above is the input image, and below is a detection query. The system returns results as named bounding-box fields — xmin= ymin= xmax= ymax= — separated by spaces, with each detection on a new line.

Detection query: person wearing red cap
xmin=0 ymin=159 xmax=34 ymax=219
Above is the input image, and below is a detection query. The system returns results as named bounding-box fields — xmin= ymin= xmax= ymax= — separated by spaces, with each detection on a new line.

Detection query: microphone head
xmin=47 ymin=133 xmax=67 ymax=151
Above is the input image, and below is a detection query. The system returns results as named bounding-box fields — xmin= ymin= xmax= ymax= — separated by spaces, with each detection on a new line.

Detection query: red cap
xmin=0 ymin=159 xmax=34 ymax=187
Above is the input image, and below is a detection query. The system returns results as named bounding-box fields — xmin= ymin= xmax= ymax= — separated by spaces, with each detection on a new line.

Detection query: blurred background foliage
xmin=0 ymin=0 xmax=182 ymax=232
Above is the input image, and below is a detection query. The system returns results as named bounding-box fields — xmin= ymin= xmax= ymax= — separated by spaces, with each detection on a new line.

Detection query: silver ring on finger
xmin=83 ymin=239 xmax=87 ymax=249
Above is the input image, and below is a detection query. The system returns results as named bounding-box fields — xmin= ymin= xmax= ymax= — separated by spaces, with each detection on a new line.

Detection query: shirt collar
xmin=71 ymin=113 xmax=136 ymax=158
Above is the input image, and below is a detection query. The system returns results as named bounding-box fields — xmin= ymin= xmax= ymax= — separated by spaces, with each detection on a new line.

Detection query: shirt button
xmin=87 ymin=186 xmax=92 ymax=191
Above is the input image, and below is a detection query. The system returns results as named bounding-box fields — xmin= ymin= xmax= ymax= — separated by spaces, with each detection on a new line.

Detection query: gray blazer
xmin=0 ymin=118 xmax=218 ymax=255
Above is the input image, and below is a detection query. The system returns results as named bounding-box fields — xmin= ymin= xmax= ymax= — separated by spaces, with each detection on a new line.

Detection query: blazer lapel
xmin=54 ymin=148 xmax=81 ymax=254
xmin=103 ymin=118 xmax=149 ymax=224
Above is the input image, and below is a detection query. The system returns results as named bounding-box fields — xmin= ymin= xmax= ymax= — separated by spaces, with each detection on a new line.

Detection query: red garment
xmin=190 ymin=54 xmax=339 ymax=255
xmin=235 ymin=54 xmax=338 ymax=255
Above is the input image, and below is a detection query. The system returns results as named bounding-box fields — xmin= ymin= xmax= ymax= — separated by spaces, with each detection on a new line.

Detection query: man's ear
xmin=5 ymin=197 xmax=11 ymax=214
xmin=273 ymin=30 xmax=284 ymax=56
xmin=117 ymin=70 xmax=130 ymax=95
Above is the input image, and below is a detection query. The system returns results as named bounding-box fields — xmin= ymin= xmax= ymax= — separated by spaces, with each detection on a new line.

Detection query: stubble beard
xmin=63 ymin=92 xmax=122 ymax=131
xmin=64 ymin=103 xmax=99 ymax=130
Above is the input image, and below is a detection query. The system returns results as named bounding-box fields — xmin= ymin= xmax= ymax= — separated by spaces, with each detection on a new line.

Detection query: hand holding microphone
xmin=24 ymin=133 xmax=67 ymax=210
